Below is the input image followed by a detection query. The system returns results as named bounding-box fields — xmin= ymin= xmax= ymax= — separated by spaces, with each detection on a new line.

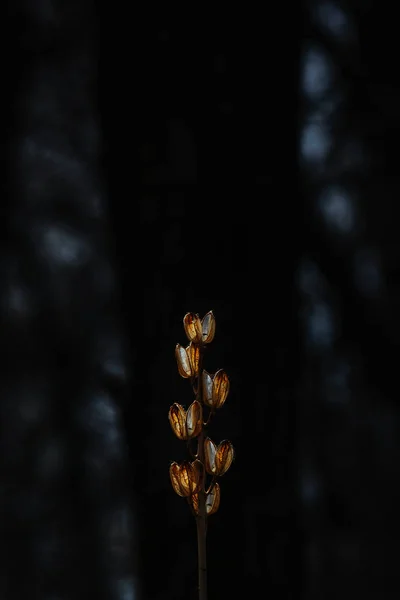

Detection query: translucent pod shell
xmin=202 ymin=369 xmax=230 ymax=409
xmin=168 ymin=403 xmax=187 ymax=440
xmin=190 ymin=483 xmax=221 ymax=516
xmin=187 ymin=342 xmax=201 ymax=377
xmin=175 ymin=344 xmax=192 ymax=378
xmin=169 ymin=461 xmax=201 ymax=497
xmin=201 ymin=311 xmax=216 ymax=344
xmin=183 ymin=313 xmax=203 ymax=343
xmin=204 ymin=438 xmax=234 ymax=476
xmin=168 ymin=402 xmax=203 ymax=440
xmin=215 ymin=440 xmax=234 ymax=476
xmin=186 ymin=401 xmax=203 ymax=438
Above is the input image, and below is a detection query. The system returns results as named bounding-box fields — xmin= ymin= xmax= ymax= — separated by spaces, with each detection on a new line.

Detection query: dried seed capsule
xmin=175 ymin=343 xmax=192 ymax=378
xmin=190 ymin=483 xmax=220 ymax=516
xmin=206 ymin=483 xmax=220 ymax=515
xmin=212 ymin=369 xmax=230 ymax=409
xmin=201 ymin=311 xmax=216 ymax=344
xmin=215 ymin=440 xmax=234 ymax=476
xmin=204 ymin=437 xmax=217 ymax=475
xmin=169 ymin=461 xmax=200 ymax=497
xmin=180 ymin=461 xmax=200 ymax=496
xmin=202 ymin=370 xmax=214 ymax=407
xmin=169 ymin=462 xmax=187 ymax=496
xmin=183 ymin=313 xmax=203 ymax=343
xmin=187 ymin=342 xmax=201 ymax=377
xmin=186 ymin=401 xmax=203 ymax=439
xmin=168 ymin=403 xmax=188 ymax=440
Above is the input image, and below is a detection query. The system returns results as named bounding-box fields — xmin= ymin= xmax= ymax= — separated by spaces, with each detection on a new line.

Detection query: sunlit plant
xmin=168 ymin=311 xmax=234 ymax=600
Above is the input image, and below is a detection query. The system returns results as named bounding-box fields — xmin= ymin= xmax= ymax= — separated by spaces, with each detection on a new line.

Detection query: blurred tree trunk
xmin=298 ymin=1 xmax=400 ymax=597
xmin=0 ymin=3 xmax=140 ymax=599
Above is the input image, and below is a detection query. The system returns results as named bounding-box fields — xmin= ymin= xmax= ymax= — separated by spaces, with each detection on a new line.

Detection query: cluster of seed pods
xmin=169 ymin=311 xmax=234 ymax=517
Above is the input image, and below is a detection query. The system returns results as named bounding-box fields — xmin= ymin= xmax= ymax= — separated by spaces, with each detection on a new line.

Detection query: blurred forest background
xmin=1 ymin=0 xmax=400 ymax=599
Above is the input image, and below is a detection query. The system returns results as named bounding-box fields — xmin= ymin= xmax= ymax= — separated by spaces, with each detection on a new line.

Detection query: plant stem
xmin=196 ymin=349 xmax=207 ymax=600
xmin=196 ymin=428 xmax=207 ymax=600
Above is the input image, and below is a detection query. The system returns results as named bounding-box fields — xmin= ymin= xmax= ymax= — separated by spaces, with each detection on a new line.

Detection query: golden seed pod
xmin=202 ymin=370 xmax=213 ymax=406
xmin=204 ymin=438 xmax=234 ymax=476
xmin=206 ymin=483 xmax=221 ymax=515
xmin=168 ymin=401 xmax=203 ymax=440
xmin=202 ymin=369 xmax=230 ymax=409
xmin=212 ymin=369 xmax=230 ymax=408
xmin=204 ymin=437 xmax=217 ymax=475
xmin=190 ymin=483 xmax=221 ymax=516
xmin=186 ymin=400 xmax=203 ymax=438
xmin=215 ymin=440 xmax=234 ymax=476
xmin=187 ymin=342 xmax=200 ymax=377
xmin=201 ymin=311 xmax=216 ymax=344
xmin=182 ymin=461 xmax=202 ymax=495
xmin=169 ymin=461 xmax=201 ymax=497
xmin=168 ymin=403 xmax=188 ymax=440
xmin=169 ymin=462 xmax=187 ymax=496
xmin=183 ymin=313 xmax=203 ymax=343
xmin=175 ymin=344 xmax=193 ymax=378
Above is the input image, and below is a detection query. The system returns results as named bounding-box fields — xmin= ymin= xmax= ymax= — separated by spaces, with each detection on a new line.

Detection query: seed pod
xmin=187 ymin=342 xmax=201 ymax=377
xmin=169 ymin=461 xmax=200 ymax=497
xmin=204 ymin=437 xmax=217 ymax=475
xmin=190 ymin=483 xmax=221 ymax=516
xmin=202 ymin=370 xmax=213 ymax=407
xmin=201 ymin=311 xmax=216 ymax=344
xmin=168 ymin=403 xmax=188 ymax=440
xmin=212 ymin=369 xmax=230 ymax=409
xmin=169 ymin=462 xmax=187 ymax=496
xmin=186 ymin=401 xmax=203 ymax=439
xmin=202 ymin=369 xmax=230 ymax=409
xmin=215 ymin=440 xmax=234 ymax=476
xmin=175 ymin=344 xmax=192 ymax=378
xmin=183 ymin=313 xmax=203 ymax=343
xmin=204 ymin=438 xmax=234 ymax=476
xmin=206 ymin=483 xmax=220 ymax=515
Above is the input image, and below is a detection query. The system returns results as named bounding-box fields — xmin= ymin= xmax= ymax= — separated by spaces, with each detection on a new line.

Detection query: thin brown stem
xmin=196 ymin=427 xmax=207 ymax=600
xmin=196 ymin=346 xmax=207 ymax=600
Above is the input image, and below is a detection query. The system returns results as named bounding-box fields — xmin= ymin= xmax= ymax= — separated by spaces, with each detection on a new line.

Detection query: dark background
xmin=1 ymin=1 xmax=400 ymax=599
